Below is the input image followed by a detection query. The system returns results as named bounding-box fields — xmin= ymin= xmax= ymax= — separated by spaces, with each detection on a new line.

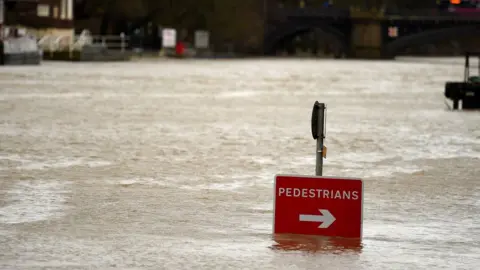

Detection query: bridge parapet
xmin=385 ymin=8 xmax=480 ymax=21
xmin=270 ymin=6 xmax=480 ymax=22
xmin=274 ymin=7 xmax=350 ymax=19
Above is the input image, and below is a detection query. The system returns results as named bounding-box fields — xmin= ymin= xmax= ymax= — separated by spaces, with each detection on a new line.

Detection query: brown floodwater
xmin=0 ymin=58 xmax=479 ymax=269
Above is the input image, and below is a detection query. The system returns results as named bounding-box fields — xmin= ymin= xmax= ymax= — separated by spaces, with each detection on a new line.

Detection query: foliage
xmin=75 ymin=0 xmax=440 ymax=52
xmin=76 ymin=0 xmax=265 ymax=50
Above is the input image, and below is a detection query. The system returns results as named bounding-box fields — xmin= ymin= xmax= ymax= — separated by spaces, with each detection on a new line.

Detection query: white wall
xmin=61 ymin=0 xmax=66 ymax=19
xmin=67 ymin=0 xmax=73 ymax=20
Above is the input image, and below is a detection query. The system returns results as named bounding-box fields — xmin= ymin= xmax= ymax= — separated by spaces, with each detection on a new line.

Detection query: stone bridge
xmin=264 ymin=6 xmax=480 ymax=58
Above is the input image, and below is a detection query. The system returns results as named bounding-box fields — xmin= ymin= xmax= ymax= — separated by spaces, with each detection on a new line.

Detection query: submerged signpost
xmin=273 ymin=101 xmax=364 ymax=239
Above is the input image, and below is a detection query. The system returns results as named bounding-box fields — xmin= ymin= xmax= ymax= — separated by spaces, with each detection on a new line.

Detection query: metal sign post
xmin=311 ymin=101 xmax=326 ymax=176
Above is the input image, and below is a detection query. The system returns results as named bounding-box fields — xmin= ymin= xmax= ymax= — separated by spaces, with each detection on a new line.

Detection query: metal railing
xmin=37 ymin=30 xmax=130 ymax=53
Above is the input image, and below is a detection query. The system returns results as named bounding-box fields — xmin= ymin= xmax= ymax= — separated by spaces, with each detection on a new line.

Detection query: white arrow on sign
xmin=299 ymin=209 xmax=336 ymax=228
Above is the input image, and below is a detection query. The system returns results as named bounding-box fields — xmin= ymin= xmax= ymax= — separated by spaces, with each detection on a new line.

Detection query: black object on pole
xmin=311 ymin=101 xmax=326 ymax=176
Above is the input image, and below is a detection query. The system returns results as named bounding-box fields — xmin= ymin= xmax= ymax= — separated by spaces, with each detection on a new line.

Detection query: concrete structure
xmin=0 ymin=34 xmax=41 ymax=65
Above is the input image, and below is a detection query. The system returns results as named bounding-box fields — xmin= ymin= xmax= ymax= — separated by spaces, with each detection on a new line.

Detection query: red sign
xmin=274 ymin=175 xmax=363 ymax=238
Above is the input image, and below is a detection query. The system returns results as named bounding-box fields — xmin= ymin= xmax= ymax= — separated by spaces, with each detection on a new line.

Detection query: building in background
xmin=2 ymin=0 xmax=74 ymax=40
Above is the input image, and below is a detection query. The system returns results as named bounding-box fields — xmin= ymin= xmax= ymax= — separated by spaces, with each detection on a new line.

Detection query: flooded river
xmin=0 ymin=58 xmax=479 ymax=269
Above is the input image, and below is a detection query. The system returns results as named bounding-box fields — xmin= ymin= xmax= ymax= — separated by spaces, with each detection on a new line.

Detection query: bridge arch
xmin=264 ymin=21 xmax=349 ymax=56
xmin=384 ymin=25 xmax=480 ymax=58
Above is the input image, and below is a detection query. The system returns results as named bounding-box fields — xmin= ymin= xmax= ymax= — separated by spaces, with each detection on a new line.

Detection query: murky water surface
xmin=0 ymin=58 xmax=479 ymax=269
